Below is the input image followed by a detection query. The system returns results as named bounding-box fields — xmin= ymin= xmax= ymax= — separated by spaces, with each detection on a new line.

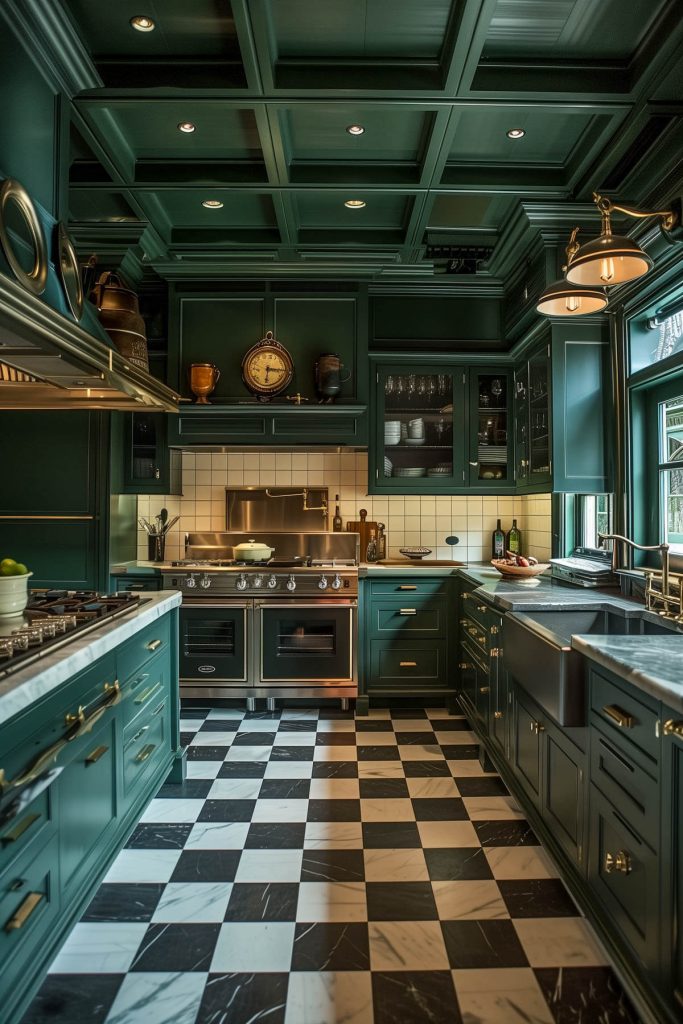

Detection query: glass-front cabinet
xmin=514 ymin=344 xmax=552 ymax=491
xmin=123 ymin=413 xmax=182 ymax=495
xmin=469 ymin=369 xmax=513 ymax=487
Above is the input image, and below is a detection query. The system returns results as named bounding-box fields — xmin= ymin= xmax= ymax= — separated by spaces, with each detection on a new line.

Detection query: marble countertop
xmin=572 ymin=635 xmax=683 ymax=713
xmin=111 ymin=561 xmax=162 ymax=574
xmin=0 ymin=591 xmax=182 ymax=725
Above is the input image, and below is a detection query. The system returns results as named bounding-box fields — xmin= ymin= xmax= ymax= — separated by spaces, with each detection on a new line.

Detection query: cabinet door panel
xmin=513 ymin=692 xmax=542 ymax=806
xmin=543 ymin=725 xmax=585 ymax=870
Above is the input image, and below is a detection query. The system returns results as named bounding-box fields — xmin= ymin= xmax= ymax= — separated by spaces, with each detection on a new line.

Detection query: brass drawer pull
xmin=400 ymin=661 xmax=417 ymax=667
xmin=477 ymin=604 xmax=487 ymax=613
xmin=5 ymin=891 xmax=43 ymax=931
xmin=85 ymin=745 xmax=109 ymax=765
xmin=602 ymin=704 xmax=634 ymax=729
xmin=663 ymin=719 xmax=683 ymax=738
xmin=132 ymin=725 xmax=150 ymax=743
xmin=479 ymin=686 xmax=490 ymax=694
xmin=530 ymin=720 xmax=545 ymax=734
xmin=462 ymin=592 xmax=471 ymax=599
xmin=605 ymin=850 xmax=632 ymax=875
xmin=398 ymin=585 xmax=417 ymax=591
xmin=399 ymin=608 xmax=417 ymax=615
xmin=146 ymin=639 xmax=162 ymax=651
xmin=152 ymin=701 xmax=166 ymax=717
xmin=458 ymin=661 xmax=472 ymax=670
xmin=494 ymin=711 xmax=504 ymax=720
xmin=135 ymin=683 xmax=161 ymax=705
xmin=1 ymin=813 xmax=40 ymax=846
xmin=135 ymin=744 xmax=157 ymax=764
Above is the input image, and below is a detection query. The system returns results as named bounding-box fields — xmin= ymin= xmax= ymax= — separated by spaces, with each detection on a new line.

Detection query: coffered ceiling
xmin=52 ymin=0 xmax=683 ymax=283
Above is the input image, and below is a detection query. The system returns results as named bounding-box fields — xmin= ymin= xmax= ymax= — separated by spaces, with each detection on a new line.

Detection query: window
xmin=657 ymin=393 xmax=683 ymax=552
xmin=578 ymin=494 xmax=612 ymax=548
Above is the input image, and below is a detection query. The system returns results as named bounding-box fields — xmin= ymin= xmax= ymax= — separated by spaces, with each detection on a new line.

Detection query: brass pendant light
xmin=536 ymin=228 xmax=608 ymax=317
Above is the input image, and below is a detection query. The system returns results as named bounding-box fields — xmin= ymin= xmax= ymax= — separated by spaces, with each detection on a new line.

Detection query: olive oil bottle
xmin=506 ymin=518 xmax=522 ymax=554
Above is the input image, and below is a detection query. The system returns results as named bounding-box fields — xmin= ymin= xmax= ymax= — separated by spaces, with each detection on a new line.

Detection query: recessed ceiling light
xmin=130 ymin=15 xmax=155 ymax=32
xmin=202 ymin=199 xmax=224 ymax=209
xmin=178 ymin=122 xmax=196 ymax=134
xmin=346 ymin=124 xmax=365 ymax=136
xmin=506 ymin=128 xmax=526 ymax=139
xmin=344 ymin=199 xmax=366 ymax=209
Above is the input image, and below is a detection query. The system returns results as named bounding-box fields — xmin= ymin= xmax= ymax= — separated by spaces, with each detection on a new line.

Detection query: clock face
xmin=242 ymin=334 xmax=294 ymax=398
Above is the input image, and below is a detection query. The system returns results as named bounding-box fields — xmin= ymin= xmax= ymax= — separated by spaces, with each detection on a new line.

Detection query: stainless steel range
xmin=162 ymin=532 xmax=359 ymax=705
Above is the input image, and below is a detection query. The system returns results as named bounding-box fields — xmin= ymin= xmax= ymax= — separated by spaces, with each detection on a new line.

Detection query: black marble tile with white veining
xmin=475 ymin=820 xmax=539 ymax=846
xmin=270 ymin=745 xmax=315 ymax=761
xmin=196 ymin=973 xmax=288 ymax=1024
xmin=362 ymin=821 xmax=422 ymax=848
xmin=225 ymin=882 xmax=299 ymax=921
xmin=357 ymin=744 xmax=401 ymax=761
xmin=312 ymin=760 xmax=359 ymax=778
xmin=259 ymin=778 xmax=311 ymax=800
xmin=359 ymin=778 xmax=410 ymax=798
xmin=130 ymin=922 xmax=220 ymax=972
xmin=170 ymin=849 xmax=241 ymax=883
xmin=403 ymin=760 xmax=453 ymax=777
xmin=455 ymin=775 xmax=509 ymax=797
xmin=218 ymin=760 xmax=267 ymax=778
xmin=245 ymin=823 xmax=306 ymax=849
xmin=291 ymin=922 xmax=370 ymax=971
xmin=125 ymin=823 xmax=193 ymax=849
xmin=412 ymin=797 xmax=468 ymax=821
xmin=535 ymin=966 xmax=643 ymax=1024
xmin=499 ymin=878 xmax=579 ymax=918
xmin=19 ymin=974 xmax=124 ymax=1024
xmin=441 ymin=920 xmax=529 ymax=969
xmin=82 ymin=883 xmax=165 ymax=923
xmin=425 ymin=847 xmax=494 ymax=881
xmin=366 ymin=882 xmax=438 ymax=921
xmin=157 ymin=779 xmax=213 ymax=800
xmin=307 ymin=798 xmax=361 ymax=822
xmin=372 ymin=971 xmax=462 ymax=1024
xmin=197 ymin=799 xmax=256 ymax=822
xmin=300 ymin=849 xmax=365 ymax=882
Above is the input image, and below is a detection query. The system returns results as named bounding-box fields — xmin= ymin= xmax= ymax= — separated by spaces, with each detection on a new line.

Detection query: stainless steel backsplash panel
xmin=226 ymin=486 xmax=328 ymax=532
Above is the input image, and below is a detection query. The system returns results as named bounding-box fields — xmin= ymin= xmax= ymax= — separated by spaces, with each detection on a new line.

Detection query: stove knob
xmin=267 ymin=575 xmax=278 ymax=589
xmin=236 ymin=574 xmax=248 ymax=591
xmin=253 ymin=575 xmax=264 ymax=589
xmin=318 ymin=575 xmax=329 ymax=590
xmin=286 ymin=575 xmax=297 ymax=592
xmin=185 ymin=575 xmax=197 ymax=589
xmin=331 ymin=574 xmax=342 ymax=590
xmin=200 ymin=574 xmax=211 ymax=589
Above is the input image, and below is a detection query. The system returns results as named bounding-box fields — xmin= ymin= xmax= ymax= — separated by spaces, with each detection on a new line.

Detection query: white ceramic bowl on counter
xmin=0 ymin=572 xmax=33 ymax=618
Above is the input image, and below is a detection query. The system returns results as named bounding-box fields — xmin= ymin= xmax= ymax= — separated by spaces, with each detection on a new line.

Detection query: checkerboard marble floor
xmin=22 ymin=707 xmax=641 ymax=1024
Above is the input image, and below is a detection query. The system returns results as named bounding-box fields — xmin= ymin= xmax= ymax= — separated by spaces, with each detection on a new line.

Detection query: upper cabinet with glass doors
xmin=469 ymin=370 xmax=513 ymax=487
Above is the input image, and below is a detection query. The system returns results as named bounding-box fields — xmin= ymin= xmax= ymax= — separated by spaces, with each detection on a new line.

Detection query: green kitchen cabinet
xmin=659 ymin=707 xmax=683 ymax=1012
xmin=514 ymin=343 xmax=552 ymax=491
xmin=118 ymin=413 xmax=182 ymax=495
xmin=511 ymin=686 xmax=543 ymax=806
xmin=469 ymin=368 xmax=514 ymax=489
xmin=167 ymin=402 xmax=367 ymax=447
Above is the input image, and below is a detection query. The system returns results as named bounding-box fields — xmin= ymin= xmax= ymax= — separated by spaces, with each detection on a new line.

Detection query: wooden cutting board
xmin=346 ymin=509 xmax=377 ymax=560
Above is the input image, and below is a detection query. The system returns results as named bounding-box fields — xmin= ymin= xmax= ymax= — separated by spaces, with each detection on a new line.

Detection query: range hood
xmin=0 ymin=274 xmax=180 ymax=411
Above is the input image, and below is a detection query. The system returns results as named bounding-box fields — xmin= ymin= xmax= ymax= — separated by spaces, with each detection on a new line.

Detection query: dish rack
xmin=643 ymin=567 xmax=683 ymax=619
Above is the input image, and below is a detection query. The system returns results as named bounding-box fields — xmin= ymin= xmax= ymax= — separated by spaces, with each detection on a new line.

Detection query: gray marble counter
xmin=0 ymin=591 xmax=182 ymax=724
xmin=111 ymin=561 xmax=162 ymax=574
xmin=360 ymin=562 xmax=464 ymax=577
xmin=572 ymin=635 xmax=683 ymax=713
xmin=457 ymin=568 xmax=646 ymax=614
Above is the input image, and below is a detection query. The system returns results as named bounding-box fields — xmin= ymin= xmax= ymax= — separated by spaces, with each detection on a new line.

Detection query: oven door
xmin=179 ymin=602 xmax=249 ymax=683
xmin=256 ymin=600 xmax=357 ymax=686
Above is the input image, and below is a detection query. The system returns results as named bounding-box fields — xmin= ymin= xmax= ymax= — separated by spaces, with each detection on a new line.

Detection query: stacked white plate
xmin=478 ymin=445 xmax=507 ymax=463
xmin=384 ymin=457 xmax=393 ymax=477
xmin=393 ymin=467 xmax=426 ymax=477
xmin=384 ymin=420 xmax=401 ymax=446
xmin=427 ymin=463 xmax=452 ymax=477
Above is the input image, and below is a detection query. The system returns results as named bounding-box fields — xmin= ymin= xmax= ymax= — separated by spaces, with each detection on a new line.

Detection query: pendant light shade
xmin=564 ymin=233 xmax=652 ymax=287
xmin=536 ymin=277 xmax=608 ymax=316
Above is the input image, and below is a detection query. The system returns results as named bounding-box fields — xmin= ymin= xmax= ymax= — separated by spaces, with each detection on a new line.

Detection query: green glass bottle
xmin=492 ymin=518 xmax=505 ymax=559
xmin=506 ymin=518 xmax=522 ymax=554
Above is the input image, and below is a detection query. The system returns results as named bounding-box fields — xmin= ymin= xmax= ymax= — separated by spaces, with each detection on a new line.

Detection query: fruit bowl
xmin=491 ymin=559 xmax=550 ymax=578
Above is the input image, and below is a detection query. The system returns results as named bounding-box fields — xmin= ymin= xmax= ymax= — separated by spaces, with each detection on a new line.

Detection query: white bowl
xmin=0 ymin=572 xmax=33 ymax=618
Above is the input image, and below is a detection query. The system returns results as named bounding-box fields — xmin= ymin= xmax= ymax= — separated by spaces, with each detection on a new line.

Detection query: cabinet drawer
xmin=111 ymin=575 xmax=162 ymax=593
xmin=590 ymin=726 xmax=659 ymax=847
xmin=371 ymin=599 xmax=447 ymax=638
xmin=0 ymin=786 xmax=52 ymax=875
xmin=588 ymin=783 xmax=659 ymax=972
xmin=0 ymin=833 xmax=60 ymax=983
xmin=462 ymin=591 xmax=499 ymax=632
xmin=369 ymin=579 xmax=446 ymax=597
xmin=590 ymin=670 xmax=659 ymax=766
xmin=120 ymin=657 xmax=169 ymax=727
xmin=123 ymin=697 xmax=170 ymax=797
xmin=459 ymin=614 xmax=488 ymax=656
xmin=117 ymin=615 xmax=171 ymax=688
xmin=369 ymin=640 xmax=448 ymax=690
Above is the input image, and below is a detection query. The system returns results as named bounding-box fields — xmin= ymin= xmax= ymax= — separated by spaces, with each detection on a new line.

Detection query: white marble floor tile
xmin=438 ymin=730 xmax=478 ymax=744
xmin=185 ymin=760 xmax=223 ymax=780
xmin=304 ymin=822 xmax=364 ymax=849
xmin=179 ymin=719 xmax=202 ymax=731
xmin=296 ymin=882 xmax=367 ymax=922
xmin=417 ymin=820 xmax=480 ymax=848
xmin=357 ymin=762 xmax=405 ymax=779
xmin=369 ymin=921 xmax=450 ymax=971
xmin=315 ymin=719 xmax=356 ymax=732
xmin=363 ymin=848 xmax=429 ymax=882
xmin=224 ymin=745 xmax=273 ymax=761
xmin=185 ymin=821 xmax=250 ymax=850
xmin=207 ymin=778 xmax=262 ymax=800
xmin=356 ymin=732 xmax=398 ymax=745
xmin=451 ymin=968 xmax=554 ymax=1024
xmin=398 ymin=744 xmax=445 ymax=760
xmin=211 ymin=921 xmax=296 ymax=971
xmin=251 ymin=798 xmax=309 ymax=822
xmin=264 ymin=761 xmax=314 ymax=779
xmin=152 ymin=883 xmax=232 ymax=923
xmin=463 ymin=796 xmax=526 ymax=821
xmin=206 ymin=708 xmax=245 ymax=720
xmin=364 ymin=708 xmax=391 ymax=719
xmin=235 ymin=849 xmax=303 ymax=882
xmin=189 ymin=731 xmax=236 ymax=746
xmin=314 ymin=746 xmax=359 ymax=761
xmin=406 ymin=776 xmax=460 ymax=798
xmin=139 ymin=799 xmax=205 ymax=824
xmin=514 ymin=917 xmax=610 ymax=968
xmin=281 ymin=708 xmax=319 ymax=719
xmin=485 ymin=846 xmax=559 ymax=880
xmin=49 ymin=923 xmax=147 ymax=974
xmin=309 ymin=778 xmax=360 ymax=800
xmin=447 ymin=759 xmax=497 ymax=777
xmin=105 ymin=971 xmax=206 ymax=1024
xmin=360 ymin=798 xmax=415 ymax=821
xmin=432 ymin=880 xmax=508 ymax=920
xmin=272 ymin=732 xmax=317 ymax=746
xmin=284 ymin=971 xmax=373 ymax=1024
xmin=103 ymin=849 xmax=181 ymax=883
xmin=391 ymin=719 xmax=433 ymax=731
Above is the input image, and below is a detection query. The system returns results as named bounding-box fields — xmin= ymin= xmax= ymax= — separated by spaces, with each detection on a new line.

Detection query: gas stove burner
xmin=171 ymin=556 xmax=313 ymax=569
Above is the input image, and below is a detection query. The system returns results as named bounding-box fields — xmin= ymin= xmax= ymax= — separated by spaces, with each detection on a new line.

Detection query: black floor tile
xmin=156 ymin=780 xmax=213 ymax=800
xmin=270 ymin=746 xmax=315 ymax=761
xmin=442 ymin=744 xmax=480 ymax=759
xmin=372 ymin=971 xmax=462 ymax=1024
xmin=125 ymin=823 xmax=193 ymax=850
xmin=318 ymin=709 xmax=355 ymax=720
xmin=441 ymin=920 xmax=529 ymax=969
xmin=259 ymin=779 xmax=311 ymax=800
xmin=394 ymin=731 xmax=438 ymax=745
xmin=82 ymin=883 xmax=164 ymax=923
xmin=474 ymin=820 xmax=539 ymax=847
xmin=243 ymin=710 xmax=281 ymax=721
xmin=359 ymin=778 xmax=410 ymax=799
xmin=455 ymin=776 xmax=510 ymax=797
xmin=291 ymin=922 xmax=369 ymax=970
xmin=425 ymin=847 xmax=494 ymax=881
xmin=315 ymin=732 xmax=357 ymax=745
xmin=362 ymin=821 xmax=421 ymax=849
xmin=403 ymin=760 xmax=452 ymax=777
xmin=366 ymin=882 xmax=438 ymax=920
xmin=197 ymin=719 xmax=239 ymax=732
xmin=170 ymin=850 xmax=241 ymax=883
xmin=232 ymin=731 xmax=277 ymax=745
xmin=225 ymin=882 xmax=299 ymax=921
xmin=429 ymin=718 xmax=470 ymax=731
xmin=198 ymin=799 xmax=256 ymax=822
xmin=357 ymin=745 xmax=401 ymax=760
xmin=300 ymin=850 xmax=365 ymax=882
xmin=307 ymin=798 xmax=361 ymax=821
xmin=197 ymin=974 xmax=288 ymax=1024
xmin=535 ymin=967 xmax=642 ymax=1024
xmin=20 ymin=974 xmax=124 ymax=1024
xmin=499 ymin=879 xmax=579 ymax=918
xmin=411 ymin=797 xmax=468 ymax=821
xmin=180 ymin=731 xmax=196 ymax=746
xmin=277 ymin=721 xmax=317 ymax=732
xmin=130 ymin=922 xmax=220 ymax=972
xmin=218 ymin=760 xmax=267 ymax=778
xmin=390 ymin=709 xmax=428 ymax=719
xmin=312 ymin=761 xmax=359 ymax=778
xmin=245 ymin=823 xmax=306 ymax=849
xmin=356 ymin=719 xmax=394 ymax=732
xmin=187 ymin=745 xmax=229 ymax=761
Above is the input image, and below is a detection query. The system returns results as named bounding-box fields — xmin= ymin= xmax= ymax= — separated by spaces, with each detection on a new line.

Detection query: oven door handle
xmin=254 ymin=600 xmax=358 ymax=609
xmin=180 ymin=601 xmax=251 ymax=609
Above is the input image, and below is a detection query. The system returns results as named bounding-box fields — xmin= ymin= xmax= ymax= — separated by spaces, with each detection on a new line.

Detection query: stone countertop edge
xmin=111 ymin=560 xmax=161 ymax=574
xmin=0 ymin=591 xmax=182 ymax=725
xmin=572 ymin=634 xmax=683 ymax=713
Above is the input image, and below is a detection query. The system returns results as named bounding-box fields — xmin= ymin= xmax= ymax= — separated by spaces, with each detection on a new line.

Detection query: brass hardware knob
xmin=602 ymin=704 xmax=634 ymax=729
xmin=458 ymin=662 xmax=472 ymax=670
xmin=494 ymin=711 xmax=504 ymax=719
xmin=65 ymin=706 xmax=85 ymax=728
xmin=604 ymin=850 xmax=632 ymax=875
xmin=463 ymin=592 xmax=471 ymax=599
xmin=663 ymin=719 xmax=683 ymax=738
xmin=479 ymin=686 xmax=490 ymax=694
xmin=459 ymin=618 xmax=468 ymax=626
xmin=490 ymin=647 xmax=501 ymax=657
xmin=146 ymin=638 xmax=162 ymax=651
xmin=530 ymin=720 xmax=545 ymax=734
xmin=477 ymin=604 xmax=487 ymax=613
xmin=400 ymin=661 xmax=417 ymax=668
xmin=490 ymin=625 xmax=499 ymax=636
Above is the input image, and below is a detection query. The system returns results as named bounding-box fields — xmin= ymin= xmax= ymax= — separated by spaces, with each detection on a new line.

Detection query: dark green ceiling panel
xmin=69 ymin=190 xmax=140 ymax=222
xmin=150 ymin=190 xmax=277 ymax=229
xmin=428 ymin=194 xmax=515 ymax=229
xmin=284 ymin=106 xmax=431 ymax=163
xmin=105 ymin=103 xmax=262 ymax=162
xmin=448 ymin=108 xmax=596 ymax=165
xmin=294 ymin=192 xmax=412 ymax=229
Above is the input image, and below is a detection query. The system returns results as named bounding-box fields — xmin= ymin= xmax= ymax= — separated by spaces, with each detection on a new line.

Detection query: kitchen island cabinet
xmin=0 ymin=592 xmax=182 ymax=1024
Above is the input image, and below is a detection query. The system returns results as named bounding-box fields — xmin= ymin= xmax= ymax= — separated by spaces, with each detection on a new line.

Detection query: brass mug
xmin=189 ymin=363 xmax=220 ymax=404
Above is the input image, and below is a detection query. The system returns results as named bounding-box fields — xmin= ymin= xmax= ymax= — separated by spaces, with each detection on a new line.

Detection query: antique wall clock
xmin=241 ymin=330 xmax=294 ymax=401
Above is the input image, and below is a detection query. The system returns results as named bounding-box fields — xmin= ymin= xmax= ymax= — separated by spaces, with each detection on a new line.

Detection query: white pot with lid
xmin=232 ymin=539 xmax=275 ymax=562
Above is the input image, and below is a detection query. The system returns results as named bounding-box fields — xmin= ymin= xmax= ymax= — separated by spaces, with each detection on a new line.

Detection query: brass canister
xmin=189 ymin=362 xmax=221 ymax=404
xmin=89 ymin=272 xmax=149 ymax=372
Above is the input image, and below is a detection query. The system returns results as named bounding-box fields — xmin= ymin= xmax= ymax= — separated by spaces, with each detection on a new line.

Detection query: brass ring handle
xmin=602 ymin=704 xmax=634 ymax=729
xmin=663 ymin=719 xmax=683 ymax=738
xmin=4 ymin=891 xmax=43 ymax=932
xmin=146 ymin=639 xmax=163 ymax=651
xmin=604 ymin=850 xmax=632 ymax=875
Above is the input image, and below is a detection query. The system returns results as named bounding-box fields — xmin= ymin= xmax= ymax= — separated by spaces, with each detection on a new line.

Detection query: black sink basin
xmin=522 ymin=608 xmax=676 ymax=642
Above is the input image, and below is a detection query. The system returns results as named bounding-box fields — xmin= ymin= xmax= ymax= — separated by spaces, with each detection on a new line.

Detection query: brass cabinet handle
xmin=490 ymin=625 xmax=499 ymax=636
xmin=477 ymin=604 xmax=487 ymax=613
xmin=5 ymin=891 xmax=43 ymax=932
xmin=479 ymin=686 xmax=490 ymax=694
xmin=605 ymin=850 xmax=632 ymax=875
xmin=135 ymin=682 xmax=161 ymax=706
xmin=663 ymin=719 xmax=683 ymax=738
xmin=146 ymin=639 xmax=162 ymax=651
xmin=399 ymin=661 xmax=417 ymax=667
xmin=85 ymin=745 xmax=109 ymax=765
xmin=458 ymin=661 xmax=472 ymax=670
xmin=135 ymin=743 xmax=157 ymax=764
xmin=81 ymin=681 xmax=121 ymax=735
xmin=398 ymin=585 xmax=417 ymax=591
xmin=530 ymin=720 xmax=545 ymax=734
xmin=463 ymin=592 xmax=471 ymax=599
xmin=602 ymin=704 xmax=634 ymax=729
xmin=1 ymin=812 xmax=40 ymax=846
xmin=152 ymin=700 xmax=166 ymax=717
xmin=490 ymin=647 xmax=501 ymax=658
xmin=459 ymin=618 xmax=468 ymax=627
xmin=494 ymin=711 xmax=504 ymax=720
xmin=399 ymin=608 xmax=417 ymax=615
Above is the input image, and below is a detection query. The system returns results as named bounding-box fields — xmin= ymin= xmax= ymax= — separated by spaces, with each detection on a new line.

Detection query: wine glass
xmin=406 ymin=374 xmax=416 ymax=405
xmin=491 ymin=379 xmax=503 ymax=404
xmin=385 ymin=375 xmax=395 ymax=396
